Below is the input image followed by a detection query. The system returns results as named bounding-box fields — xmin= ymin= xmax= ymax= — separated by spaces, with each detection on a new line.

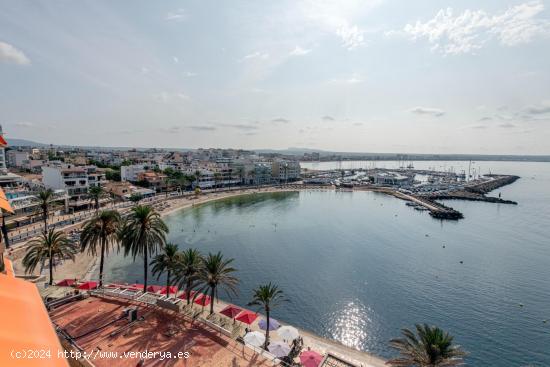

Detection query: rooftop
xmin=49 ymin=296 xmax=272 ymax=367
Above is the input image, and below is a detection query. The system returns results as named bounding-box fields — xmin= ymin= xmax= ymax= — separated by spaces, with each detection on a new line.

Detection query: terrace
xmin=49 ymin=295 xmax=273 ymax=367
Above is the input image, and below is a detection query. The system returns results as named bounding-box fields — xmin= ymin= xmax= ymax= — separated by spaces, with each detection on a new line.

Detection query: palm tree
xmin=80 ymin=210 xmax=121 ymax=287
xmin=129 ymin=193 xmax=142 ymax=205
xmin=387 ymin=324 xmax=466 ymax=367
xmin=22 ymin=229 xmax=76 ymax=285
xmin=248 ymin=283 xmax=288 ymax=349
xmin=213 ymin=172 xmax=222 ymax=190
xmin=175 ymin=248 xmax=203 ymax=304
xmin=118 ymin=205 xmax=168 ymax=292
xmin=194 ymin=169 xmax=201 ymax=189
xmin=196 ymin=252 xmax=239 ymax=314
xmin=88 ymin=185 xmax=104 ymax=213
xmin=36 ymin=188 xmax=54 ymax=233
xmin=150 ymin=243 xmax=180 ymax=297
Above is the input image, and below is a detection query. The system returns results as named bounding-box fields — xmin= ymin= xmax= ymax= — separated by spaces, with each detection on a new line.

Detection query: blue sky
xmin=1 ymin=0 xmax=550 ymax=154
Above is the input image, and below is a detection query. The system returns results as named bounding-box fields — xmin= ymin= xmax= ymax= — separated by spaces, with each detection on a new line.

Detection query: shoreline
xmin=20 ymin=187 xmax=387 ymax=366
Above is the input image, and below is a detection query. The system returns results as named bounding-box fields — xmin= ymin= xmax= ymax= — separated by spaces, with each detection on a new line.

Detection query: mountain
xmin=5 ymin=138 xmax=48 ymax=147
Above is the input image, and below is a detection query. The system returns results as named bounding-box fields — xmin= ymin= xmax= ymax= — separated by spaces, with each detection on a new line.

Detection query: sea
xmin=104 ymin=160 xmax=550 ymax=366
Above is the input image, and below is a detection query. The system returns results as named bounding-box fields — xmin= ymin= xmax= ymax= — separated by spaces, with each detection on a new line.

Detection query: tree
xmin=387 ymin=324 xmax=466 ymax=367
xmin=129 ymin=193 xmax=143 ymax=204
xmin=36 ymin=189 xmax=55 ymax=234
xmin=88 ymin=185 xmax=105 ymax=213
xmin=22 ymin=229 xmax=76 ymax=285
xmin=80 ymin=210 xmax=121 ymax=287
xmin=150 ymin=243 xmax=180 ymax=297
xmin=174 ymin=248 xmax=203 ymax=304
xmin=194 ymin=169 xmax=201 ymax=188
xmin=248 ymin=283 xmax=288 ymax=349
xmin=213 ymin=172 xmax=223 ymax=190
xmin=235 ymin=166 xmax=245 ymax=186
xmin=196 ymin=252 xmax=239 ymax=314
xmin=118 ymin=205 xmax=168 ymax=292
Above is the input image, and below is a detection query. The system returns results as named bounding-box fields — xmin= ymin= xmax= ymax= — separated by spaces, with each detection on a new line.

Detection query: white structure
xmin=42 ymin=163 xmax=106 ymax=198
xmin=372 ymin=172 xmax=412 ymax=186
xmin=6 ymin=150 xmax=29 ymax=168
xmin=0 ymin=125 xmax=7 ymax=175
xmin=271 ymin=160 xmax=301 ymax=183
xmin=121 ymin=164 xmax=147 ymax=182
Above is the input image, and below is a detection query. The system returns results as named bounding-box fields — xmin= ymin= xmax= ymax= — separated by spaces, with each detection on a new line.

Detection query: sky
xmin=1 ymin=0 xmax=550 ymax=154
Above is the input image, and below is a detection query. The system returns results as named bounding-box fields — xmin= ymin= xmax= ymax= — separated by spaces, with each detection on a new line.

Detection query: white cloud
xmin=402 ymin=1 xmax=550 ymax=55
xmin=242 ymin=51 xmax=269 ymax=61
xmin=336 ymin=23 xmax=365 ymax=50
xmin=0 ymin=41 xmax=30 ymax=65
xmin=298 ymin=0 xmax=381 ymax=50
xmin=409 ymin=106 xmax=445 ymax=117
xmin=165 ymin=8 xmax=187 ymax=21
xmin=173 ymin=56 xmax=179 ymax=64
xmin=182 ymin=71 xmax=197 ymax=77
xmin=289 ymin=46 xmax=312 ymax=56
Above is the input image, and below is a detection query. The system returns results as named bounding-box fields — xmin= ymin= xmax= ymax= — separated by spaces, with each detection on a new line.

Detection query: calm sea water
xmin=105 ymin=161 xmax=550 ymax=366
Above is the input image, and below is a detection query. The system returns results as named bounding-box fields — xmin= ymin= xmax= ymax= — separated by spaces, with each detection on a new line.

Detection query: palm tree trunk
xmin=49 ymin=249 xmax=53 ymax=285
xmin=265 ymin=309 xmax=270 ymax=349
xmin=166 ymin=270 xmax=171 ymax=298
xmin=209 ymin=286 xmax=215 ymax=315
xmin=99 ymin=241 xmax=105 ymax=287
xmin=186 ymin=279 xmax=191 ymax=304
xmin=143 ymin=250 xmax=148 ymax=293
xmin=43 ymin=210 xmax=48 ymax=234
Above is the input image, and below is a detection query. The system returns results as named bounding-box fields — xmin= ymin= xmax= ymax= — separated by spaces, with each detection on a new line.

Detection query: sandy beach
xmin=8 ymin=186 xmax=387 ymax=366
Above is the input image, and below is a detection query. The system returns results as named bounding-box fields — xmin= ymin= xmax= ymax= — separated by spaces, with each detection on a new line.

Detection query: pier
xmin=300 ymin=168 xmax=521 ymax=220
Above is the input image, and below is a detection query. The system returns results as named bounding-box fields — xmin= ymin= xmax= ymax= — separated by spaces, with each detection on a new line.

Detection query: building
xmin=6 ymin=149 xmax=29 ymax=168
xmin=105 ymin=181 xmax=155 ymax=200
xmin=371 ymin=172 xmax=413 ymax=186
xmin=121 ymin=164 xmax=147 ymax=182
xmin=0 ymin=126 xmax=7 ymax=175
xmin=0 ymin=259 xmax=69 ymax=367
xmin=42 ymin=163 xmax=106 ymax=199
xmin=253 ymin=163 xmax=272 ymax=185
xmin=136 ymin=171 xmax=168 ymax=192
xmin=271 ymin=160 xmax=301 ymax=183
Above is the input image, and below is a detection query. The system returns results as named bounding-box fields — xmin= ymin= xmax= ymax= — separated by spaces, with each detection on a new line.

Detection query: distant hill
xmin=5 ymin=138 xmax=48 ymax=147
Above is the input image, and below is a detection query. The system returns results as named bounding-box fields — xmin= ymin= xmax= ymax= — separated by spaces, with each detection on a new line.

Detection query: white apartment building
xmin=42 ymin=163 xmax=106 ymax=198
xmin=271 ymin=160 xmax=301 ymax=183
xmin=121 ymin=164 xmax=147 ymax=182
xmin=6 ymin=150 xmax=29 ymax=168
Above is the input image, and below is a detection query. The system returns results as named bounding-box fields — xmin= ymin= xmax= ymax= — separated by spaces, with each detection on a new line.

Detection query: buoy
xmin=442 ymin=245 xmax=446 ymax=248
xmin=459 ymin=261 xmax=463 ymax=264
xmin=519 ymin=303 xmax=524 ymax=307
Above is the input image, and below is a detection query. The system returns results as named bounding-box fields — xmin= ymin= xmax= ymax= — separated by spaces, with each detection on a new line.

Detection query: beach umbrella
xmin=243 ymin=331 xmax=265 ymax=347
xmin=146 ymin=285 xmax=163 ymax=293
xmin=78 ymin=281 xmax=98 ymax=290
xmin=219 ymin=305 xmax=242 ymax=319
xmin=258 ymin=318 xmax=280 ymax=331
xmin=268 ymin=341 xmax=291 ymax=358
xmin=300 ymin=351 xmax=324 ymax=367
xmin=56 ymin=279 xmax=75 ymax=287
xmin=235 ymin=310 xmax=258 ymax=325
xmin=159 ymin=286 xmax=178 ymax=295
xmin=178 ymin=290 xmax=197 ymax=301
xmin=194 ymin=294 xmax=211 ymax=306
xmin=277 ymin=325 xmax=299 ymax=340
